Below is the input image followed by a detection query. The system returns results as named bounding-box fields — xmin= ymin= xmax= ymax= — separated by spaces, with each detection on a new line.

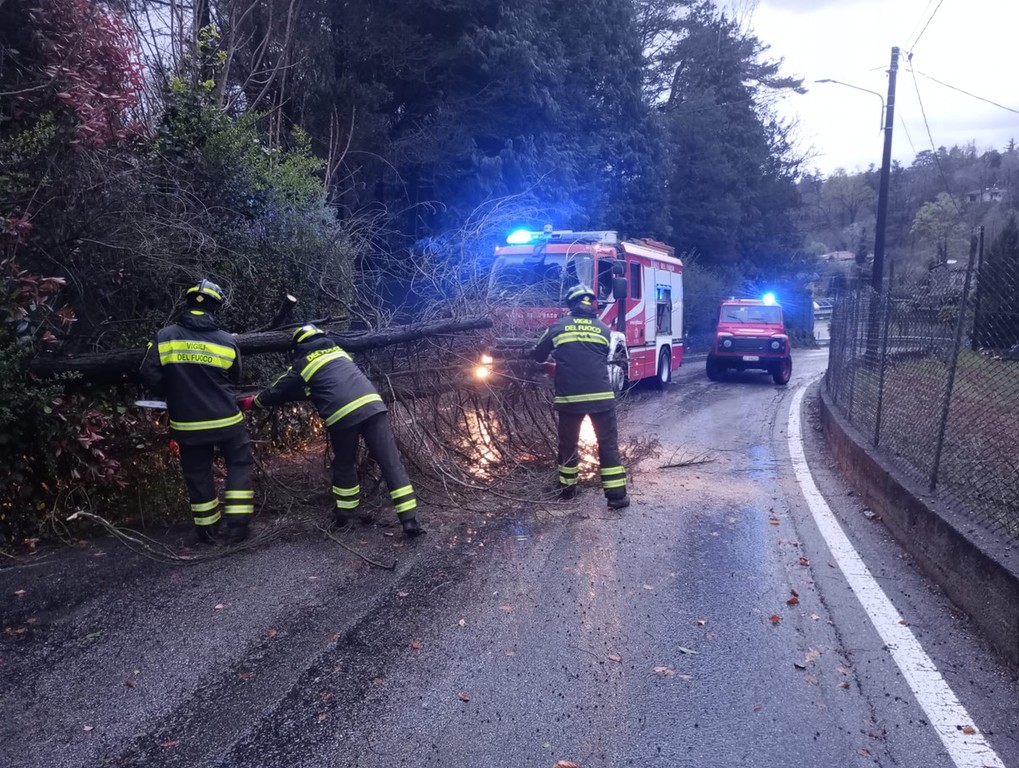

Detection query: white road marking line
xmin=788 ymin=384 xmax=1005 ymax=768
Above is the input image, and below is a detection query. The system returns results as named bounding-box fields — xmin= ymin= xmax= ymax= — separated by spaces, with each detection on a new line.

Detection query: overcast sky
xmin=728 ymin=0 xmax=1019 ymax=176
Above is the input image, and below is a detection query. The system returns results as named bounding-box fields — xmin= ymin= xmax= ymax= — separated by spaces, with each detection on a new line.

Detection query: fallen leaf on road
xmin=397 ymin=591 xmax=409 ymax=598
xmin=160 ymin=740 xmax=179 ymax=748
xmin=787 ymin=596 xmax=800 ymax=606
xmin=607 ymin=654 xmax=621 ymax=663
xmin=899 ymin=619 xmax=909 ymax=626
xmin=554 ymin=761 xmax=579 ymax=768
xmin=25 ymin=617 xmax=38 ymax=625
xmin=652 ymin=666 xmax=674 ymax=676
xmin=804 ymin=648 xmax=820 ymax=663
xmin=214 ymin=604 xmax=224 ymax=610
xmin=696 ymin=619 xmax=706 ymax=626
xmin=643 ymin=584 xmax=654 ymax=590
xmin=961 ymin=725 xmax=976 ymax=735
xmin=308 ymin=576 xmax=319 ymax=581
xmin=769 ymin=614 xmax=781 ymax=624
xmin=837 ymin=681 xmax=850 ymax=689
xmin=458 ymin=691 xmax=471 ymax=702
xmin=409 ymin=639 xmax=423 ymax=650
xmin=317 ymin=713 xmax=327 ymax=722
xmin=321 ymin=691 xmax=334 ymax=702
xmin=125 ymin=679 xmax=137 ymax=688
xmin=857 ymin=748 xmax=871 ymax=757
xmin=769 ymin=519 xmax=780 ymax=526
xmin=371 ymin=677 xmax=384 ymax=686
xmin=13 ymin=590 xmax=25 ymax=596
xmin=678 ymin=647 xmax=698 ymax=655
xmin=794 ymin=661 xmax=807 ymax=670
xmin=752 ymin=704 xmax=762 ymax=712
xmin=328 ymin=633 xmax=339 ymax=642
xmin=237 ymin=669 xmax=252 ymax=681
xmin=499 ymin=604 xmax=513 ymax=611
xmin=803 ymin=675 xmax=817 ymax=685
xmin=267 ymin=628 xmax=277 ymax=638
xmin=83 ymin=725 xmax=94 ymax=732
xmin=799 ymin=557 xmax=810 ymax=566
xmin=811 ymin=613 xmax=821 ymax=621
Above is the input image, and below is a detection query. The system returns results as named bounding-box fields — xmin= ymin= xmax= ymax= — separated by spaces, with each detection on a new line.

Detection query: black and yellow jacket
xmin=531 ymin=307 xmax=615 ymax=414
xmin=254 ymin=334 xmax=387 ymax=429
xmin=139 ymin=311 xmax=245 ymax=444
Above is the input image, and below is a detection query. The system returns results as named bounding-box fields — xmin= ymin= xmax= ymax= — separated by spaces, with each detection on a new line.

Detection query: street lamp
xmin=813 ymin=79 xmax=885 ymax=130
xmin=814 ymin=47 xmax=899 ymax=293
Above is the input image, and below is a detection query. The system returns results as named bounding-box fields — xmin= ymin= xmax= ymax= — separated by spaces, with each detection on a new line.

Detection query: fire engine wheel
xmin=608 ymin=355 xmax=629 ymax=394
xmin=772 ymin=356 xmax=792 ymax=386
xmin=654 ymin=348 xmax=672 ymax=390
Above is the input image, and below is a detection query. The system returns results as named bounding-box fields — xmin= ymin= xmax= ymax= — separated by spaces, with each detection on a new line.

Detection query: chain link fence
xmin=825 ymin=228 xmax=1019 ymax=542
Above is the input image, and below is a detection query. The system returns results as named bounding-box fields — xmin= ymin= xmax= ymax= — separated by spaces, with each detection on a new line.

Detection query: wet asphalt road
xmin=2 ymin=348 xmax=1018 ymax=767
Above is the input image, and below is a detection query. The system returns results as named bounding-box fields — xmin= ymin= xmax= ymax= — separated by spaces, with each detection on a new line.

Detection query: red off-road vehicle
xmin=706 ymin=296 xmax=792 ymax=386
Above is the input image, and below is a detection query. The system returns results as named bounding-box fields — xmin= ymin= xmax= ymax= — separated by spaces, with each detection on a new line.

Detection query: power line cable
xmin=910 ymin=69 xmax=1019 ymax=114
xmin=898 ymin=110 xmax=918 ymax=158
xmin=905 ymin=0 xmax=938 ymax=49
xmin=908 ymin=67 xmax=962 ymax=214
xmin=909 ymin=0 xmax=947 ymax=54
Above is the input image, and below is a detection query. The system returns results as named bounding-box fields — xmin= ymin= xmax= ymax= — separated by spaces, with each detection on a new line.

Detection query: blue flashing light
xmin=762 ymin=292 xmax=777 ymax=306
xmin=506 ymin=229 xmax=534 ymax=245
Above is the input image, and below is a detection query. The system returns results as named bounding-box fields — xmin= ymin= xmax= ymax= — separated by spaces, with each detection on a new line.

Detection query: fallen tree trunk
xmin=29 ymin=316 xmax=493 ymax=383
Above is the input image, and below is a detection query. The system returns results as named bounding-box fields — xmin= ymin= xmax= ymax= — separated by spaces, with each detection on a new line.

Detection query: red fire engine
xmin=476 ymin=227 xmax=683 ymax=389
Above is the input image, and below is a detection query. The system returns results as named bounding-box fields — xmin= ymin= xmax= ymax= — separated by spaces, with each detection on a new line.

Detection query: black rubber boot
xmin=559 ymin=485 xmax=577 ymax=501
xmin=607 ymin=495 xmax=630 ymax=510
xmin=194 ymin=524 xmax=220 ymax=545
xmin=223 ymin=524 xmax=250 ymax=545
xmin=401 ymin=517 xmax=426 ymax=538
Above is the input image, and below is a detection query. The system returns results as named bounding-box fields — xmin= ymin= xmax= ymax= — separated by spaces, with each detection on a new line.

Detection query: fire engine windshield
xmin=720 ymin=304 xmax=783 ymax=324
xmin=488 ymin=253 xmax=593 ymax=306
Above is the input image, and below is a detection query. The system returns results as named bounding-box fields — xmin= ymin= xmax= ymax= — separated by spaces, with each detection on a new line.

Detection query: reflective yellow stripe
xmin=335 ymin=499 xmax=360 ymax=509
xmin=323 ymin=394 xmax=384 ymax=427
xmin=552 ymin=332 xmax=609 ymax=348
xmin=194 ymin=510 xmax=221 ymax=526
xmin=559 ymin=477 xmax=579 ymax=486
xmin=600 ymin=466 xmax=625 ymax=476
xmin=299 ymin=350 xmax=351 ymax=382
xmin=332 ymin=485 xmax=360 ymax=496
xmin=389 ymin=485 xmax=413 ymax=499
xmin=191 ymin=499 xmax=218 ymax=513
xmin=223 ymin=505 xmax=254 ymax=515
xmin=225 ymin=490 xmax=253 ymax=499
xmin=553 ymin=392 xmax=615 ymax=404
xmin=395 ymin=500 xmax=418 ymax=514
xmin=602 ymin=478 xmax=627 ymax=489
xmin=170 ymin=412 xmax=244 ymax=431
xmin=558 ymin=465 xmax=580 ymax=475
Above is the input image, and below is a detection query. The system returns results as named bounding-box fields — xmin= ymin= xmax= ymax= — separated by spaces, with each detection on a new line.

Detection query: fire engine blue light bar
xmin=506 ymin=229 xmax=534 ymax=245
xmin=762 ymin=292 xmax=777 ymax=305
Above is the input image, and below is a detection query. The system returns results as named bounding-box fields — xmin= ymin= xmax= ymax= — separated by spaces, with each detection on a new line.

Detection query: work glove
xmin=168 ymin=439 xmax=180 ymax=457
xmin=238 ymin=395 xmax=255 ymax=412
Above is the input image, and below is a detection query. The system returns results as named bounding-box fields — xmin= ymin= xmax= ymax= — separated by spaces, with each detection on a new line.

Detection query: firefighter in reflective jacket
xmin=139 ymin=279 xmax=254 ymax=544
xmin=531 ymin=284 xmax=630 ymax=509
xmin=241 ymin=324 xmax=424 ymax=537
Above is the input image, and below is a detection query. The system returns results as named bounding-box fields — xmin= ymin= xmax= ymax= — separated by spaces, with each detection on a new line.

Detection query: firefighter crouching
xmin=531 ymin=285 xmax=630 ymax=509
xmin=240 ymin=324 xmax=425 ymax=538
xmin=139 ymin=280 xmax=254 ymax=544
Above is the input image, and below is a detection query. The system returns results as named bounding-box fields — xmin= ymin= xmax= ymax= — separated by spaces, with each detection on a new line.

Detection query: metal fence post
xmin=930 ymin=233 xmax=978 ymax=490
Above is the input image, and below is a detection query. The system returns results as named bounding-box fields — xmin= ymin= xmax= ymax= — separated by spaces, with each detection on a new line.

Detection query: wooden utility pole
xmin=872 ymin=46 xmax=899 ymax=292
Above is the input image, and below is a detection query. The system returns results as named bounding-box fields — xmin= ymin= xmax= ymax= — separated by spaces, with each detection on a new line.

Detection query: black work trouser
xmin=178 ymin=432 xmax=254 ymax=530
xmin=556 ymin=408 xmax=627 ymax=500
xmin=328 ymin=412 xmax=418 ymax=523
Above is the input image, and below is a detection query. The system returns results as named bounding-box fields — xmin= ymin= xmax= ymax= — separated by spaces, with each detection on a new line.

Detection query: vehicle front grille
xmin=730 ymin=337 xmax=772 ymax=354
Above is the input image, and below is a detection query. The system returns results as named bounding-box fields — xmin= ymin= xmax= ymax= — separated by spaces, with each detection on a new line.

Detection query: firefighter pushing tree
xmin=241 ymin=324 xmax=425 ymax=538
xmin=139 ymin=280 xmax=255 ymax=544
xmin=531 ymin=285 xmax=629 ymax=509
